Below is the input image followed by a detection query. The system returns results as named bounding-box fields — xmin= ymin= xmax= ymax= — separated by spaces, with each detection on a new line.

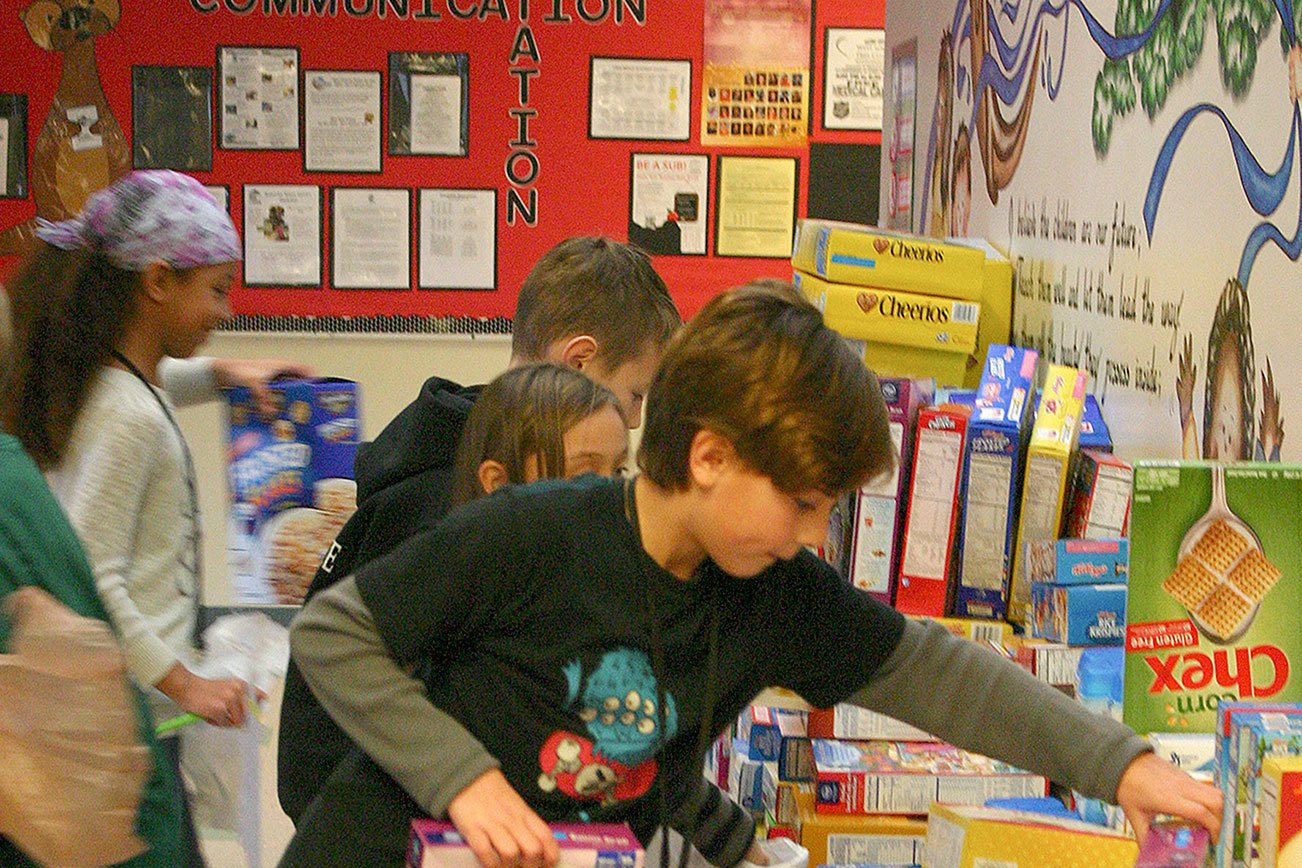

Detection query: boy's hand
xmin=447 ymin=769 xmax=559 ymax=867
xmin=1115 ymin=751 xmax=1222 ymax=845
xmin=211 ymin=357 xmax=315 ymax=418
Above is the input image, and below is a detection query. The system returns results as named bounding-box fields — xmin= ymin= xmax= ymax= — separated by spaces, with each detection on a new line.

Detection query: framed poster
xmin=822 ymin=28 xmax=885 ymax=131
xmin=132 ymin=66 xmax=213 ymax=171
xmin=714 ymin=155 xmax=798 ymax=258
xmin=331 ymin=187 xmax=411 ymax=289
xmin=242 ymin=184 xmax=322 ymax=287
xmin=304 ymin=69 xmax=382 ymax=173
xmin=203 ymin=184 xmax=230 ymax=212
xmin=0 ymin=94 xmax=26 ymax=199
xmin=628 ymin=153 xmax=709 ymax=255
xmin=589 ymin=57 xmax=691 ymax=141
xmin=218 ymin=46 xmax=300 ymax=150
xmin=389 ymin=52 xmax=469 ymax=156
xmin=418 ymin=188 xmax=497 ymax=290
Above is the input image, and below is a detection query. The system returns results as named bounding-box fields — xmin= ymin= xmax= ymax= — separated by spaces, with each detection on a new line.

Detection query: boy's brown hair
xmin=511 ymin=237 xmax=681 ymax=368
xmin=639 ymin=279 xmax=894 ymax=495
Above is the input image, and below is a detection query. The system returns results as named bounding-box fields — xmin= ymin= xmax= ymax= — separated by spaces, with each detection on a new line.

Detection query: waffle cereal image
xmin=1125 ymin=462 xmax=1302 ymax=735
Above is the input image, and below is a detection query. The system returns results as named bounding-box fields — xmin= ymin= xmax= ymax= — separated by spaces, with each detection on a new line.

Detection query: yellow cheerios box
xmin=793 ymin=270 xmax=978 ymax=385
xmin=792 ymin=219 xmax=986 ymax=300
xmin=923 ymin=803 xmax=1138 ymax=868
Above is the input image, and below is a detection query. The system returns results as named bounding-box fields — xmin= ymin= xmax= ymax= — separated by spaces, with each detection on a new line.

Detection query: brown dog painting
xmin=0 ymin=1 xmax=129 ymax=256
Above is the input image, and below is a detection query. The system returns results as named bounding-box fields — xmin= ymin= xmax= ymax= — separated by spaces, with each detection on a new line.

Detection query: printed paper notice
xmin=419 ymin=188 xmax=496 ymax=289
xmin=716 ymin=156 xmax=797 ymax=257
xmin=220 ymin=47 xmax=299 ymax=150
xmin=243 ymin=185 xmax=320 ymax=286
xmin=333 ymin=188 xmax=409 ymax=289
xmin=824 ymin=28 xmax=885 ymax=130
xmin=590 ymin=58 xmax=691 ymax=141
xmin=305 ymin=71 xmax=381 ymax=172
xmin=410 ymin=74 xmax=462 ymax=156
xmin=629 ymin=153 xmax=708 ymax=255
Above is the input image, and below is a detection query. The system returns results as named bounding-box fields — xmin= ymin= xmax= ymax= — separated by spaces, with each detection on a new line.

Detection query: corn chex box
xmin=1008 ymin=366 xmax=1088 ymax=623
xmin=811 ymin=739 xmax=1046 ymax=815
xmin=953 ymin=344 xmax=1037 ymax=619
xmin=792 ymin=218 xmax=986 ymax=300
xmin=923 ymin=803 xmax=1138 ymax=868
xmin=1124 ymin=462 xmax=1302 ymax=736
xmin=794 ymin=270 xmax=978 ymax=386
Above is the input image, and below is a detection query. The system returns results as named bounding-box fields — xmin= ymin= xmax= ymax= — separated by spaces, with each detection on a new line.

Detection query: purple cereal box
xmin=226 ymin=378 xmax=360 ymax=605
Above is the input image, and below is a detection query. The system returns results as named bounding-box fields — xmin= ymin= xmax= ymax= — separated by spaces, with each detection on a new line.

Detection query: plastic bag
xmin=179 ymin=612 xmax=289 ymax=867
xmin=0 ymin=587 xmax=150 ymax=867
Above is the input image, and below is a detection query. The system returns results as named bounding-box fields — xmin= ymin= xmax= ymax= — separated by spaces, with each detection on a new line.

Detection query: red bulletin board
xmin=0 ymin=0 xmax=881 ymax=322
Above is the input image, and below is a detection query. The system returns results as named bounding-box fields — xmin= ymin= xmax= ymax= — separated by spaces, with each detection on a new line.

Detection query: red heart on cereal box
xmin=856 ymin=291 xmax=879 ymax=313
xmin=873 ymin=238 xmax=889 ymax=253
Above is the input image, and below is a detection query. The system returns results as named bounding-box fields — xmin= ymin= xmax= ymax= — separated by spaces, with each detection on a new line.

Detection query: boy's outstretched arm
xmin=666 ymin=757 xmax=759 ymax=866
xmin=848 ymin=617 xmax=1222 ymax=843
xmin=291 ymin=576 xmax=560 ymax=867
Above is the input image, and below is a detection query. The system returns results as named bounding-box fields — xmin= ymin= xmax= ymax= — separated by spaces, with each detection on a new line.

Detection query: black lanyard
xmin=109 ymin=352 xmax=204 ymax=631
xmin=623 ymin=477 xmax=721 ymax=868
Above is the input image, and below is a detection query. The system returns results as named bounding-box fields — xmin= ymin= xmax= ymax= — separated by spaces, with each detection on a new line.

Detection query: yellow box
xmin=1008 ymin=366 xmax=1088 ymax=623
xmin=792 ymin=219 xmax=986 ymax=300
xmin=793 ymin=270 xmax=977 ymax=385
xmin=923 ymin=803 xmax=1138 ymax=868
xmin=920 ymin=614 xmax=1014 ymax=646
xmin=967 ymin=247 xmax=1013 ymax=388
xmin=799 ymin=805 xmax=927 ymax=867
xmin=1259 ymin=755 xmax=1302 ymax=868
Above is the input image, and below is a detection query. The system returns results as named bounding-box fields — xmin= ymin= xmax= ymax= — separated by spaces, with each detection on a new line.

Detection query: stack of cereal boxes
xmin=791 ymin=219 xmax=1012 ymax=388
xmin=1124 ymin=460 xmax=1302 ymax=867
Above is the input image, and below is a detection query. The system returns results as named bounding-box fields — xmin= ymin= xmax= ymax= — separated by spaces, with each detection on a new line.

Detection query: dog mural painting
xmin=0 ymin=0 xmax=129 ymax=256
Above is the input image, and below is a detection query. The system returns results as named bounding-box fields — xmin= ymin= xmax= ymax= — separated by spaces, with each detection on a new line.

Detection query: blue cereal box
xmin=225 ymin=378 xmax=360 ymax=605
xmin=1023 ymin=538 xmax=1129 ymax=586
xmin=1078 ymin=394 xmax=1113 ymax=452
xmin=1030 ymin=582 xmax=1127 ymax=645
xmin=953 ymin=344 xmax=1038 ymax=619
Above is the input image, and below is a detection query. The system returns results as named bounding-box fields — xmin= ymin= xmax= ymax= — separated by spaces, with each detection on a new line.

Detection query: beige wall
xmin=175 ymin=332 xmax=513 ymax=608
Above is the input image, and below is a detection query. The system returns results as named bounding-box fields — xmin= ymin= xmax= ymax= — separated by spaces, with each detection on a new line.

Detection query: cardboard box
xmin=791 ymin=218 xmax=985 ymax=299
xmin=735 ymin=706 xmax=807 ymax=761
xmin=1008 ymin=366 xmax=1088 ymax=623
xmin=1124 ymin=462 xmax=1302 ymax=736
xmin=727 ymin=738 xmax=776 ymax=813
xmin=847 ymin=377 xmax=934 ymax=602
xmin=1065 ymin=449 xmax=1133 ymax=540
xmin=812 ymin=739 xmax=1047 ymax=815
xmin=225 ymin=378 xmax=360 ymax=605
xmin=1023 ymin=538 xmax=1129 ymax=586
xmin=1224 ymin=710 xmax=1302 ymax=867
xmin=408 ymin=821 xmax=643 ymax=867
xmin=794 ymin=270 xmax=978 ymax=385
xmin=924 ymin=614 xmax=1014 ymax=645
xmin=1259 ymin=755 xmax=1302 ymax=868
xmin=1030 ymin=582 xmax=1127 ymax=645
xmin=1135 ymin=821 xmax=1210 ymax=867
xmin=923 ymin=803 xmax=1139 ymax=868
xmin=1147 ymin=732 xmax=1216 ymax=778
xmin=798 ymin=807 xmax=927 ymax=866
xmin=807 ymin=703 xmax=935 ymax=742
xmin=947 ymin=237 xmax=1014 ymax=389
xmin=953 ymin=345 xmax=1038 ymax=618
xmin=895 ymin=403 xmax=971 ymax=615
xmin=1077 ymin=394 xmax=1112 ymax=451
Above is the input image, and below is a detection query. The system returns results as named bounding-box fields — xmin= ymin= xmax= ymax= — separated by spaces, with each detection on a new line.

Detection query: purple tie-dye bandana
xmin=34 ymin=170 xmax=242 ymax=272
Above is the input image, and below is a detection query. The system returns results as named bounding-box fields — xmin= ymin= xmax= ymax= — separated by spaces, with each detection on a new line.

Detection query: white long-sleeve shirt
xmin=46 ymin=357 xmax=217 ymax=723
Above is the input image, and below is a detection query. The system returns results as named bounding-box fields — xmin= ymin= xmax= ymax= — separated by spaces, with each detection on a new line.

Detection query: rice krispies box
xmin=1124 ymin=461 xmax=1302 ymax=736
xmin=225 ymin=378 xmax=360 ymax=605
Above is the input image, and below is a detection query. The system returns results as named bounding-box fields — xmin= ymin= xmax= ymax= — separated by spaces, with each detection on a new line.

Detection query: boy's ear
xmin=687 ymin=428 xmax=736 ymax=489
xmin=138 ymin=262 xmax=175 ymax=305
xmin=556 ymin=335 xmax=599 ymax=371
xmin=478 ymin=459 xmax=510 ymax=496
